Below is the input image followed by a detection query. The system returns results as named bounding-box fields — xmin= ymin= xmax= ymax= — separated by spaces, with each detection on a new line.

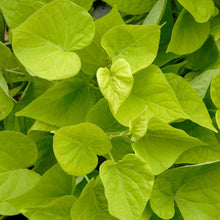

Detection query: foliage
xmin=0 ymin=0 xmax=220 ymax=219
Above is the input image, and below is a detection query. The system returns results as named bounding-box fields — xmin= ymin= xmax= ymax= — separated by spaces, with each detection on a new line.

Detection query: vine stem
xmin=5 ymin=68 xmax=25 ymax=75
xmin=108 ymin=130 xmax=129 ymax=139
xmin=84 ymin=175 xmax=90 ymax=182
xmin=108 ymin=152 xmax=115 ymax=162
xmin=4 ymin=42 xmax=10 ymax=46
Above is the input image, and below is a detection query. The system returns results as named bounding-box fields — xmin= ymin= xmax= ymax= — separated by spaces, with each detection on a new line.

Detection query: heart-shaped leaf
xmin=12 ymin=0 xmax=95 ymax=80
xmin=53 ymin=123 xmax=112 ymax=176
xmin=101 ymin=25 xmax=160 ymax=73
xmin=100 ymin=154 xmax=154 ymax=220
xmin=97 ymin=58 xmax=133 ymax=114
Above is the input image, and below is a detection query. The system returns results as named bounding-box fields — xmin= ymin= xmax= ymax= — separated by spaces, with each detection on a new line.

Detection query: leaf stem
xmin=108 ymin=152 xmax=115 ymax=162
xmin=84 ymin=175 xmax=90 ymax=182
xmin=4 ymin=42 xmax=10 ymax=46
xmin=108 ymin=130 xmax=129 ymax=139
xmin=5 ymin=69 xmax=25 ymax=75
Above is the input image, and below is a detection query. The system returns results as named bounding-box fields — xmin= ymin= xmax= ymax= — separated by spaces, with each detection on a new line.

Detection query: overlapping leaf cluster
xmin=0 ymin=0 xmax=220 ymax=219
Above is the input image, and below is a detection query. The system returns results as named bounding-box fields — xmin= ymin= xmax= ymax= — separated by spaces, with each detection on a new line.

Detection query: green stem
xmin=108 ymin=152 xmax=115 ymax=162
xmin=84 ymin=175 xmax=90 ymax=182
xmin=89 ymin=83 xmax=100 ymax=91
xmin=209 ymin=109 xmax=217 ymax=113
xmin=4 ymin=42 xmax=10 ymax=46
xmin=108 ymin=130 xmax=129 ymax=139
xmin=5 ymin=69 xmax=25 ymax=75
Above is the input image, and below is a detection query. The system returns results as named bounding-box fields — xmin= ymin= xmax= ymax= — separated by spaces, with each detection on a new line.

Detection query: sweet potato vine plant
xmin=0 ymin=0 xmax=220 ymax=219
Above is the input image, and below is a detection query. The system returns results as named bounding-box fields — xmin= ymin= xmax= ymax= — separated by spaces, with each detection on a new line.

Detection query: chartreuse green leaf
xmin=0 ymin=131 xmax=38 ymax=172
xmin=53 ymin=123 xmax=112 ymax=176
xmin=166 ymin=73 xmax=216 ymax=131
xmin=175 ymin=121 xmax=220 ymax=164
xmin=143 ymin=0 xmax=167 ymax=25
xmin=78 ymin=6 xmax=124 ymax=76
xmin=0 ymin=86 xmax=13 ymax=120
xmin=41 ymin=0 xmax=94 ymax=10
xmin=177 ymin=0 xmax=215 ymax=23
xmin=216 ymin=110 xmax=220 ymax=130
xmin=211 ymin=15 xmax=220 ymax=40
xmin=0 ymin=0 xmax=44 ymax=29
xmin=114 ymin=65 xmax=187 ymax=126
xmin=211 ymin=72 xmax=220 ymax=108
xmin=185 ymin=37 xmax=219 ymax=71
xmin=211 ymin=72 xmax=220 ymax=128
xmin=101 ymin=25 xmax=160 ymax=74
xmin=33 ymin=135 xmax=56 ymax=175
xmin=97 ymin=58 xmax=133 ymax=114
xmin=132 ymin=119 xmax=204 ymax=175
xmin=16 ymin=77 xmax=100 ymax=127
xmin=0 ymin=169 xmax=40 ymax=215
xmin=8 ymin=164 xmax=73 ymax=211
xmin=150 ymin=162 xmax=220 ymax=220
xmin=167 ymin=10 xmax=210 ymax=55
xmin=103 ymin=0 xmax=157 ymax=15
xmin=161 ymin=61 xmax=187 ymax=74
xmin=100 ymin=154 xmax=154 ymax=220
xmin=109 ymin=137 xmax=133 ymax=162
xmin=85 ymin=99 xmax=132 ymax=161
xmin=71 ymin=177 xmax=116 ymax=219
xmin=0 ymin=42 xmax=18 ymax=71
xmin=129 ymin=106 xmax=154 ymax=140
xmin=190 ymin=68 xmax=220 ymax=99
xmin=86 ymin=98 xmax=126 ymax=133
xmin=12 ymin=0 xmax=95 ymax=80
xmin=70 ymin=0 xmax=94 ymax=10
xmin=22 ymin=195 xmax=76 ymax=220
xmin=0 ymin=11 xmax=4 ymax=42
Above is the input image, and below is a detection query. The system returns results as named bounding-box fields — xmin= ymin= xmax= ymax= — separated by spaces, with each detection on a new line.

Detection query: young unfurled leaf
xmin=129 ymin=106 xmax=154 ymax=140
xmin=97 ymin=58 xmax=133 ymax=114
xmin=177 ymin=0 xmax=215 ymax=23
xmin=12 ymin=0 xmax=95 ymax=80
xmin=101 ymin=25 xmax=160 ymax=73
xmin=53 ymin=123 xmax=112 ymax=176
xmin=167 ymin=10 xmax=210 ymax=55
xmin=100 ymin=154 xmax=154 ymax=220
